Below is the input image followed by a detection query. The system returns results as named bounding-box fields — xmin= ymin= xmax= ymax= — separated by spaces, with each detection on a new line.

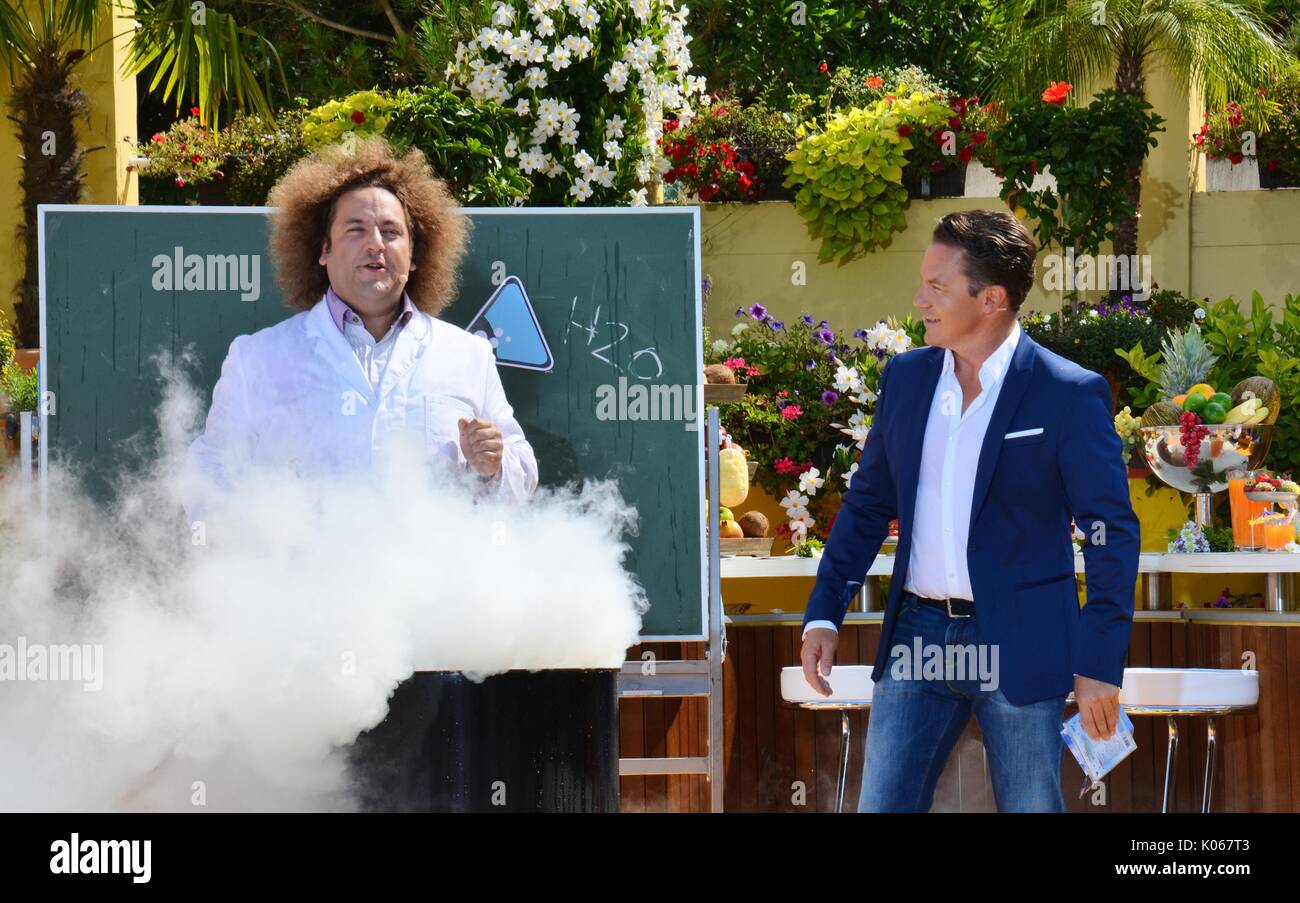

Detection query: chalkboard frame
xmin=37 ymin=204 xmax=707 ymax=641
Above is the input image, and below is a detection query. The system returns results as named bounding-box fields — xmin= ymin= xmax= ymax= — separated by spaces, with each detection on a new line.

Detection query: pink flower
xmin=745 ymin=365 xmax=760 ymax=377
xmin=774 ymin=456 xmax=798 ymax=475
xmin=723 ymin=357 xmax=747 ymax=370
xmin=780 ymin=405 xmax=803 ymax=421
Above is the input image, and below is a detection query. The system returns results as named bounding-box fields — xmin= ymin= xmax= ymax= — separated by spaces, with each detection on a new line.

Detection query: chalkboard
xmin=39 ymin=205 xmax=705 ymax=639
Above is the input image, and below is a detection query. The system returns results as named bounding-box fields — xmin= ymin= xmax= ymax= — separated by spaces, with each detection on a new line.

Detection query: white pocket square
xmin=1004 ymin=427 xmax=1044 ymax=439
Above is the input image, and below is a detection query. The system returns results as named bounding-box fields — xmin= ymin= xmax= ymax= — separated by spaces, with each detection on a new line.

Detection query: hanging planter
xmin=904 ymin=162 xmax=967 ymax=198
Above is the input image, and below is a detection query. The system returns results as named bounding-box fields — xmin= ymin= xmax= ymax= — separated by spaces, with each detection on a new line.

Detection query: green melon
xmin=1140 ymin=400 xmax=1184 ymax=428
xmin=1231 ymin=376 xmax=1280 ymax=424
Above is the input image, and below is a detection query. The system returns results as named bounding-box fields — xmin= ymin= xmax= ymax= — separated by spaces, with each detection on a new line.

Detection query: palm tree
xmin=983 ymin=0 xmax=1292 ymax=264
xmin=0 ymin=0 xmax=281 ymax=346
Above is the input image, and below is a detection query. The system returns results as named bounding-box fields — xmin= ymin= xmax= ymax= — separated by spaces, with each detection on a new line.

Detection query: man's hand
xmin=801 ymin=628 xmax=839 ymax=697
xmin=458 ymin=417 xmax=504 ymax=478
xmin=1074 ymin=673 xmax=1121 ymax=740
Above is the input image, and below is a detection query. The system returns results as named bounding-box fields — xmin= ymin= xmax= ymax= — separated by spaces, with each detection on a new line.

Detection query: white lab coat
xmin=184 ymin=295 xmax=538 ymax=521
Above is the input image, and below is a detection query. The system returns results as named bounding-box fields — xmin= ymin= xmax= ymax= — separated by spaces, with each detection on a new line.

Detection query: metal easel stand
xmin=617 ymin=406 xmax=727 ymax=812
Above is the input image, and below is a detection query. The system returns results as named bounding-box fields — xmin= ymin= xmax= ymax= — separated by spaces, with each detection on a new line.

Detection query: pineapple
xmin=1158 ymin=325 xmax=1218 ymax=401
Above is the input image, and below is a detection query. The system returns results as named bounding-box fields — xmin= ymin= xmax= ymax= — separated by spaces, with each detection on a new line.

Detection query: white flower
xmin=563 ymin=0 xmax=585 ymax=14
xmin=602 ymin=139 xmax=623 ymax=160
xmin=635 ymin=158 xmax=653 ymax=181
xmin=491 ymin=1 xmax=516 ymax=27
xmin=548 ymin=45 xmax=573 ymax=71
xmin=504 ymin=134 xmax=519 ymax=157
xmin=577 ymin=5 xmax=601 ymax=30
xmin=789 ymin=509 xmax=816 ymax=533
xmin=558 ymin=125 xmax=579 ymax=145
xmin=524 ymin=66 xmax=549 ymax=90
xmin=545 ymin=159 xmax=566 ymax=178
xmin=731 ymin=322 xmax=749 ymax=336
xmin=798 ymin=467 xmax=825 ymax=495
xmin=570 ymin=177 xmax=593 ymax=201
xmin=1089 ymin=309 xmax=1100 ymax=318
xmin=519 ymin=147 xmax=550 ymax=174
xmin=605 ymin=114 xmax=626 ymax=139
xmin=591 ymin=164 xmax=615 ymax=187
xmin=526 ymin=38 xmax=547 ymax=63
xmin=604 ymin=61 xmax=630 ymax=93
xmin=1194 ymin=307 xmax=1206 ymax=320
xmin=536 ymin=15 xmax=555 ymax=37
xmin=841 ymin=461 xmax=859 ymax=489
xmin=514 ymin=98 xmax=531 ymax=116
xmin=710 ymin=338 xmax=729 ymax=353
xmin=780 ymin=490 xmax=810 ymax=513
xmin=573 ymin=149 xmax=595 ymax=172
xmin=834 ymin=364 xmax=863 ymax=394
xmin=632 ymin=0 xmax=653 ymax=22
xmin=887 ymin=329 xmax=911 ymax=354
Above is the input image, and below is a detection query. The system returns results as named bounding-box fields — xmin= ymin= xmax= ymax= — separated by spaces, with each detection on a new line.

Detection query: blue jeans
xmin=859 ymin=594 xmax=1067 ymax=813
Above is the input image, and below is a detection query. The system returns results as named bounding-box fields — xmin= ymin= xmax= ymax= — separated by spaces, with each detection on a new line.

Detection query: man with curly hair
xmin=185 ymin=136 xmax=537 ymax=519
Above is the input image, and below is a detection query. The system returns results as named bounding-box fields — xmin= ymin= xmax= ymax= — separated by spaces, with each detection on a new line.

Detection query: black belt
xmin=904 ymin=590 xmax=974 ymax=618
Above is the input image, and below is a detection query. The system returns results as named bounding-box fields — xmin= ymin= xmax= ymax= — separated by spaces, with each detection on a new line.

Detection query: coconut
xmin=704 ymin=363 xmax=736 ymax=384
xmin=1231 ymin=376 xmax=1280 ymax=425
xmin=737 ymin=511 xmax=770 ymax=538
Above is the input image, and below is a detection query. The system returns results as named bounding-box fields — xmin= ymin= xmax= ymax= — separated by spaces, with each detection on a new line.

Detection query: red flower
xmin=866 ymin=76 xmax=883 ymax=90
xmin=190 ymin=106 xmax=201 ymax=117
xmin=151 ymin=132 xmax=166 ymax=144
xmin=663 ymin=169 xmax=678 ymax=184
xmin=972 ymin=131 xmax=987 ymax=145
xmin=351 ymin=109 xmax=366 ymax=123
xmin=175 ymin=176 xmax=186 ymax=187
xmin=930 ymin=160 xmax=944 ymax=172
xmin=1267 ymin=159 xmax=1280 ymax=172
xmin=738 ymin=161 xmax=755 ymax=176
xmin=737 ymin=174 xmax=752 ymax=191
xmin=819 ymin=61 xmax=829 ymax=74
xmin=1041 ymin=81 xmax=1073 ymax=104
xmin=948 ymin=117 xmax=962 ymax=130
xmin=952 ymin=99 xmax=967 ymax=116
xmin=685 ymin=135 xmax=697 ymax=148
xmin=684 ymin=163 xmax=699 ymax=177
xmin=698 ymin=183 xmax=719 ymax=201
xmin=1229 ymin=151 xmax=1245 ymax=165
xmin=1030 ymin=161 xmax=1039 ymax=174
xmin=664 ymin=119 xmax=679 ymax=133
xmin=780 ymin=405 xmax=803 ymax=421
xmin=190 ymin=153 xmax=203 ymax=164
xmin=958 ymin=145 xmax=973 ymax=163
xmin=897 ymin=124 xmax=911 ymax=138
xmin=716 ymin=106 xmax=729 ymax=116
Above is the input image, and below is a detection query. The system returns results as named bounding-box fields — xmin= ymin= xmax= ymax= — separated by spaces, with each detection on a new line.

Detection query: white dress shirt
xmin=803 ymin=322 xmax=1021 ymax=638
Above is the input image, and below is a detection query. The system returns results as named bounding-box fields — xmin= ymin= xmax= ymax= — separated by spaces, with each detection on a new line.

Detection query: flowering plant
xmin=450 ymin=0 xmax=707 ymax=206
xmin=128 ymin=107 xmax=227 ymax=188
xmin=1191 ymin=92 xmax=1275 ymax=164
xmin=1167 ymin=520 xmax=1211 ymax=553
xmin=659 ymin=95 xmax=800 ymax=201
xmin=301 ymin=90 xmax=395 ymax=150
xmin=707 ymin=304 xmax=921 ymax=541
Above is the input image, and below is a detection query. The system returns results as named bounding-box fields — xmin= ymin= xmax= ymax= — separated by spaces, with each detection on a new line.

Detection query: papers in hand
xmin=1061 ymin=709 xmax=1137 ymax=793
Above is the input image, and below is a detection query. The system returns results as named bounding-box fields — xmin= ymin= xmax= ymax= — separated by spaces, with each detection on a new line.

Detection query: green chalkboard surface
xmin=39 ymin=206 xmax=705 ymax=639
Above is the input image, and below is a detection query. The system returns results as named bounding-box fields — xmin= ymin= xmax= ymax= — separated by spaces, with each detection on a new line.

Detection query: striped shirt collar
xmin=325 ymin=284 xmax=416 ymax=335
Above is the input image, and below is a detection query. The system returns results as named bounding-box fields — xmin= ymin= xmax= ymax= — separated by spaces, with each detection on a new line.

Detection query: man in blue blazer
xmin=801 ymin=209 xmax=1140 ymax=812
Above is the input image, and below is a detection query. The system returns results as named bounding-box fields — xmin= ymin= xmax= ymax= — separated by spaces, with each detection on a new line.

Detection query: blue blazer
xmin=802 ymin=332 xmax=1140 ymax=705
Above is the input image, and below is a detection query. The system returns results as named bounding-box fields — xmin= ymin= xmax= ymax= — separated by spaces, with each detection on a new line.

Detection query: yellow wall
xmin=0 ymin=1 xmax=138 ymax=332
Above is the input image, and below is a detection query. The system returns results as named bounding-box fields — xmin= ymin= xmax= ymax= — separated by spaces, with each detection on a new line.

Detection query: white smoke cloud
xmin=0 ymin=355 xmax=645 ymax=811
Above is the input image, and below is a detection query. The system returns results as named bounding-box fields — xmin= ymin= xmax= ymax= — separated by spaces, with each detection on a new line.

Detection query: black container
xmin=904 ymin=162 xmax=967 ymax=198
xmin=1259 ymin=163 xmax=1300 ymax=189
xmin=348 ymin=669 xmax=619 ymax=812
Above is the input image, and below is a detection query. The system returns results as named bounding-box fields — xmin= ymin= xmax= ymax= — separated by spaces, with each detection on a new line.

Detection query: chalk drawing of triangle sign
xmin=467 ymin=275 xmax=554 ymax=372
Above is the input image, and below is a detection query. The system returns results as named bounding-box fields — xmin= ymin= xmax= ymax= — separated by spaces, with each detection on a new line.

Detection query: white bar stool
xmin=780 ymin=665 xmax=873 ymax=813
xmin=1118 ymin=667 xmax=1259 ymax=813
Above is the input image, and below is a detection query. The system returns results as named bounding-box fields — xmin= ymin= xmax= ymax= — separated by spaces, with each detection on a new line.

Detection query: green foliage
xmin=1259 ymin=69 xmax=1300 ymax=181
xmin=302 ymin=90 xmax=397 ymax=149
xmin=1020 ymin=302 xmax=1163 ymax=407
xmin=223 ymin=105 xmax=312 ymax=206
xmin=0 ymin=364 xmax=36 ymax=413
xmin=993 ymin=88 xmax=1164 ymax=257
xmin=1114 ymin=341 xmax=1164 ymax=410
xmin=690 ymin=0 xmax=998 ymax=109
xmin=784 ymin=91 xmax=955 ymax=264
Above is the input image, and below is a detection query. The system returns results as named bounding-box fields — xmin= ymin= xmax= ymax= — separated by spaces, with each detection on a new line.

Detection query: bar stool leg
xmin=1162 ymin=716 xmax=1179 ymax=813
xmin=1201 ymin=717 xmax=1217 ymax=814
xmin=836 ymin=711 xmax=851 ymax=813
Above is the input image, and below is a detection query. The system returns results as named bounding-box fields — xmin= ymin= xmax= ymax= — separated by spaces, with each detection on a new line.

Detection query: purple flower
xmin=852 ymin=328 xmax=868 ymax=340
xmin=818 ymin=320 xmax=829 ymax=328
xmin=770 ymin=319 xmax=785 ymax=331
xmin=822 ymin=390 xmax=839 ymax=405
xmin=800 ymin=313 xmax=814 ymax=326
xmin=776 ymin=398 xmax=786 ymax=410
xmin=805 ymin=359 xmax=816 ymax=370
xmin=748 ymin=303 xmax=767 ymax=320
xmin=734 ymin=307 xmax=745 ymax=317
xmin=815 ymin=328 xmax=835 ymax=345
